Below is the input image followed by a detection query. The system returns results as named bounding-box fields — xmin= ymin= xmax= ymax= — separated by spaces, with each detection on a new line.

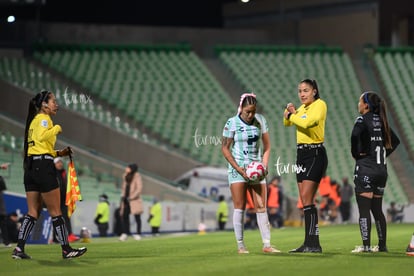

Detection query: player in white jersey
xmin=222 ymin=93 xmax=280 ymax=254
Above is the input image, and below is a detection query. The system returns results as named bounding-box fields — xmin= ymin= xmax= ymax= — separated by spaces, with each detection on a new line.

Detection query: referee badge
xmin=41 ymin=120 xmax=48 ymax=128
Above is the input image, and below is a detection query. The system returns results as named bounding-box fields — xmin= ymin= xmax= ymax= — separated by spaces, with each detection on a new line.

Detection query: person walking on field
xmin=119 ymin=163 xmax=143 ymax=241
xmin=12 ymin=90 xmax=86 ymax=259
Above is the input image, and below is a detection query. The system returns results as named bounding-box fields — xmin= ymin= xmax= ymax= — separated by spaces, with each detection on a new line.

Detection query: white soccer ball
xmin=245 ymin=161 xmax=266 ymax=181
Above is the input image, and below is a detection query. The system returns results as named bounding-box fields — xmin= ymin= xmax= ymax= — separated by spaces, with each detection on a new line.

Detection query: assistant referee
xmin=12 ymin=90 xmax=87 ymax=260
xmin=283 ymin=79 xmax=328 ymax=253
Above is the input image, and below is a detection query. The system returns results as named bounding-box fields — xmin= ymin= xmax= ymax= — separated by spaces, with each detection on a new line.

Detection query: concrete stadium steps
xmin=373 ymin=49 xmax=414 ymax=153
xmin=32 ymin=44 xmax=235 ymax=167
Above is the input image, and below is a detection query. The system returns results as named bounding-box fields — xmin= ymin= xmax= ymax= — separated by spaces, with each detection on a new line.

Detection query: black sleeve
xmin=351 ymin=117 xmax=365 ymax=159
xmin=386 ymin=128 xmax=400 ymax=157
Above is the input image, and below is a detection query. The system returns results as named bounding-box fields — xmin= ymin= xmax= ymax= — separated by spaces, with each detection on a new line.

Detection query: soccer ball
xmin=245 ymin=161 xmax=266 ymax=181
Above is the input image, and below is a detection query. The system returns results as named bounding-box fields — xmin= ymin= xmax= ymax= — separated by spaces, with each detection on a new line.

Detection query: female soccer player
xmin=350 ymin=91 xmax=399 ymax=253
xmin=222 ymin=93 xmax=280 ymax=254
xmin=284 ymin=79 xmax=328 ymax=253
xmin=12 ymin=90 xmax=87 ymax=259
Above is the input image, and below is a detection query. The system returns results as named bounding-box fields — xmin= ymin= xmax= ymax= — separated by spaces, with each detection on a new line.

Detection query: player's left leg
xmin=371 ymin=195 xmax=387 ymax=252
xmin=355 ymin=192 xmax=373 ymax=252
xmin=250 ymin=184 xmax=281 ymax=253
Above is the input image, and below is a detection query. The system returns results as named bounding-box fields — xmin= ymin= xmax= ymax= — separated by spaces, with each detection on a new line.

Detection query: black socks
xmin=303 ymin=204 xmax=320 ymax=247
xmin=371 ymin=197 xmax=387 ymax=248
xmin=17 ymin=215 xmax=37 ymax=251
xmin=356 ymin=195 xmax=372 ymax=247
xmin=52 ymin=215 xmax=71 ymax=251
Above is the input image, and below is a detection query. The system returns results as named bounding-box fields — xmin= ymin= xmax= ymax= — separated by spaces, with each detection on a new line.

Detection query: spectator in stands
xmin=148 ymin=198 xmax=162 ymax=236
xmin=267 ymin=176 xmax=284 ymax=228
xmin=54 ymin=157 xmax=79 ymax=243
xmin=284 ymin=79 xmax=328 ymax=253
xmin=94 ymin=194 xmax=110 ymax=237
xmin=222 ymin=93 xmax=280 ymax=254
xmin=386 ymin=202 xmax=404 ymax=223
xmin=1 ymin=163 xmax=11 ymax=247
xmin=350 ymin=91 xmax=400 ymax=253
xmin=339 ymin=177 xmax=353 ymax=223
xmin=119 ymin=163 xmax=143 ymax=241
xmin=216 ymin=195 xmax=228 ymax=231
xmin=13 ymin=90 xmax=86 ymax=259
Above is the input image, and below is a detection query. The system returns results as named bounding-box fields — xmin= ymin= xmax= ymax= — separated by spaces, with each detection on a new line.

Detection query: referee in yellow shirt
xmin=12 ymin=90 xmax=87 ymax=260
xmin=283 ymin=79 xmax=328 ymax=253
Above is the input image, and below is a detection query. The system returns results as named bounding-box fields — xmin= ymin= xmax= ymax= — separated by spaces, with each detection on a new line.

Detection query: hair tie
xmin=363 ymin=92 xmax=373 ymax=111
xmin=237 ymin=92 xmax=256 ymax=114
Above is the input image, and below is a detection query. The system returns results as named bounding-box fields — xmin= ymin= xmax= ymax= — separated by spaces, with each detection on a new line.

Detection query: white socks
xmin=233 ymin=209 xmax=245 ymax=249
xmin=256 ymin=212 xmax=271 ymax=248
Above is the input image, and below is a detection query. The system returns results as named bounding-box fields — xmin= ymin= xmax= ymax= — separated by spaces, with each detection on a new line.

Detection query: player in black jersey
xmin=351 ymin=91 xmax=400 ymax=253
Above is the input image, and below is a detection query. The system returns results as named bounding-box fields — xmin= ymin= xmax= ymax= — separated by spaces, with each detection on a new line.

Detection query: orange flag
xmin=66 ymin=159 xmax=82 ymax=218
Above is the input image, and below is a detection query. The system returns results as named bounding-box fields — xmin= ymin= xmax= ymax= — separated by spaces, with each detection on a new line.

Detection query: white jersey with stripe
xmin=222 ymin=113 xmax=268 ymax=168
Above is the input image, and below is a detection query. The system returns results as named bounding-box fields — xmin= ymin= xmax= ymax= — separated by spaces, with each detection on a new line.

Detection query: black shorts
xmin=353 ymin=162 xmax=387 ymax=196
xmin=24 ymin=155 xmax=59 ymax=193
xmin=296 ymin=144 xmax=328 ymax=183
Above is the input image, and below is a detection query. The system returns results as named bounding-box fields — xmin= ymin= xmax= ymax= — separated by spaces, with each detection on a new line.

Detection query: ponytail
xmin=379 ymin=100 xmax=392 ymax=149
xmin=23 ymin=91 xmax=51 ymax=169
xmin=362 ymin=92 xmax=392 ymax=149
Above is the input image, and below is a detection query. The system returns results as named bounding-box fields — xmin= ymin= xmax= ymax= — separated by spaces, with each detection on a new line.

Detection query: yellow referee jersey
xmin=283 ymin=98 xmax=327 ymax=144
xmin=27 ymin=113 xmax=62 ymax=156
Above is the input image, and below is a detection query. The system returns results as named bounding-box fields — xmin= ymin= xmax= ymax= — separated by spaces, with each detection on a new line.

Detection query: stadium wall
xmin=19 ymin=22 xmax=274 ymax=57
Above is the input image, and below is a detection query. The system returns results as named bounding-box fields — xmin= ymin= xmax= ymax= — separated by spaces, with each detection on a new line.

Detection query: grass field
xmin=1 ymin=223 xmax=413 ymax=275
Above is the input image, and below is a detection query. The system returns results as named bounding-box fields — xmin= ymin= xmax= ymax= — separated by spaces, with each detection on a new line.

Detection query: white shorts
xmin=227 ymin=166 xmax=265 ymax=185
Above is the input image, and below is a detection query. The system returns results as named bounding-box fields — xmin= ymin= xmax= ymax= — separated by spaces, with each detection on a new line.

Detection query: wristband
xmin=287 ymin=112 xmax=292 ymax=119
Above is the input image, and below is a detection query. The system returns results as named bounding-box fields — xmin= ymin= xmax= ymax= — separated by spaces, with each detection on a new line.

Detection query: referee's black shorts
xmin=296 ymin=144 xmax=328 ymax=183
xmin=24 ymin=155 xmax=59 ymax=193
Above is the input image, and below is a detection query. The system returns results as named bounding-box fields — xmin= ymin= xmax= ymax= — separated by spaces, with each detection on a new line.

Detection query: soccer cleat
xmin=371 ymin=245 xmax=388 ymax=252
xmin=119 ymin=233 xmax=128 ymax=241
xmin=11 ymin=248 xmax=31 ymax=259
xmin=351 ymin=245 xmax=372 ymax=253
xmin=133 ymin=234 xmax=142 ymax=241
xmin=289 ymin=244 xmax=322 ymax=253
xmin=263 ymin=246 xmax=281 ymax=253
xmin=62 ymin=247 xmax=87 ymax=259
xmin=238 ymin=247 xmax=249 ymax=254
xmin=406 ymin=245 xmax=414 ymax=256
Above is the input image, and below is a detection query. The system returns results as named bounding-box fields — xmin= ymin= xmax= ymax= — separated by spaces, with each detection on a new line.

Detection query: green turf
xmin=1 ymin=224 xmax=413 ymax=275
